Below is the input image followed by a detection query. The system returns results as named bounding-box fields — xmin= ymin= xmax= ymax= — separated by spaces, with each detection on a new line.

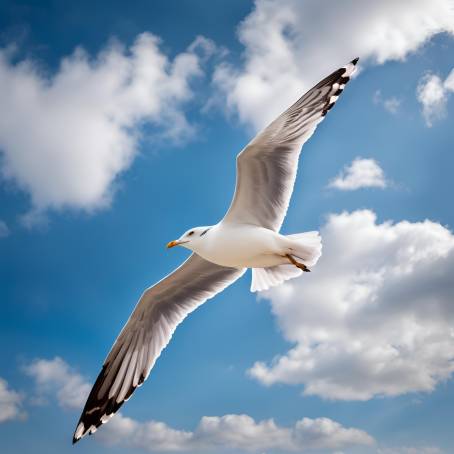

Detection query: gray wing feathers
xmin=73 ymin=254 xmax=245 ymax=443
xmin=223 ymin=58 xmax=358 ymax=231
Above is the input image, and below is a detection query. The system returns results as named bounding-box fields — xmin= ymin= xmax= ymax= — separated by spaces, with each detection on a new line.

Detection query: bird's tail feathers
xmin=250 ymin=231 xmax=322 ymax=293
xmin=251 ymin=265 xmax=302 ymax=292
xmin=286 ymin=231 xmax=322 ymax=267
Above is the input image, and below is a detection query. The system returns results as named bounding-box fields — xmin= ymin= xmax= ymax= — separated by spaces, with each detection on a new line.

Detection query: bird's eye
xmin=188 ymin=231 xmax=194 ymax=236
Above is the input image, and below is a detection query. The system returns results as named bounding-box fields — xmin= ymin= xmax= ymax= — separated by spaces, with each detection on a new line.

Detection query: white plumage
xmin=73 ymin=58 xmax=358 ymax=443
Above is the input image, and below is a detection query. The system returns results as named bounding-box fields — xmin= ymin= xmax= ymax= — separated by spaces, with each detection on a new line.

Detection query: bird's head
xmin=167 ymin=226 xmax=212 ymax=251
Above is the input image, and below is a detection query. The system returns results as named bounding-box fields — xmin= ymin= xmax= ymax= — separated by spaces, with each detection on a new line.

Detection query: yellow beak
xmin=167 ymin=240 xmax=180 ymax=249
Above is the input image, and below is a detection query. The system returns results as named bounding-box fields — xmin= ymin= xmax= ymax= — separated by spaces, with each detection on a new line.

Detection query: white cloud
xmin=0 ymin=377 xmax=25 ymax=423
xmin=97 ymin=413 xmax=374 ymax=452
xmin=417 ymin=68 xmax=454 ymax=126
xmin=373 ymin=90 xmax=401 ymax=114
xmin=214 ymin=0 xmax=454 ymax=131
xmin=22 ymin=356 xmax=373 ymax=451
xmin=24 ymin=357 xmax=90 ymax=409
xmin=329 ymin=158 xmax=387 ymax=190
xmin=249 ymin=210 xmax=454 ymax=400
xmin=0 ymin=33 xmax=212 ymax=221
xmin=22 ymin=357 xmax=373 ymax=451
xmin=0 ymin=220 xmax=9 ymax=237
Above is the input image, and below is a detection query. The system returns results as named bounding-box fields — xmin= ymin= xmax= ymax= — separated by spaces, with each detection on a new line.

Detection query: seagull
xmin=73 ymin=57 xmax=358 ymax=443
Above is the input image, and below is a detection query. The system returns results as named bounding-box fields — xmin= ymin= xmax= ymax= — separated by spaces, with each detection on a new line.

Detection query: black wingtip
xmin=72 ymin=420 xmax=86 ymax=445
xmin=351 ymin=57 xmax=359 ymax=65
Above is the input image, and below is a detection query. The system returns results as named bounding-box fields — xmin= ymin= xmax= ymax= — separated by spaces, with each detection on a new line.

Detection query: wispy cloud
xmin=0 ymin=220 xmax=9 ymax=238
xmin=377 ymin=446 xmax=443 ymax=454
xmin=0 ymin=377 xmax=25 ymax=423
xmin=329 ymin=158 xmax=387 ymax=191
xmin=214 ymin=0 xmax=454 ymax=131
xmin=250 ymin=210 xmax=454 ymax=400
xmin=417 ymin=69 xmax=454 ymax=126
xmin=0 ymin=33 xmax=214 ymax=224
xmin=373 ymin=90 xmax=401 ymax=114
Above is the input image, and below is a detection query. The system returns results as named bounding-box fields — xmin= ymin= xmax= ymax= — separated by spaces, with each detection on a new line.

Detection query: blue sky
xmin=1 ymin=1 xmax=454 ymax=453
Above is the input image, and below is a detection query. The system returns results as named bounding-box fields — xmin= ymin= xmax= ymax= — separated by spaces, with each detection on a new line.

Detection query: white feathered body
xmin=190 ymin=222 xmax=321 ymax=270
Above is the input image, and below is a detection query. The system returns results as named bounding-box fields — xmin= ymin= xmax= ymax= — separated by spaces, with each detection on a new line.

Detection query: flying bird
xmin=73 ymin=57 xmax=359 ymax=443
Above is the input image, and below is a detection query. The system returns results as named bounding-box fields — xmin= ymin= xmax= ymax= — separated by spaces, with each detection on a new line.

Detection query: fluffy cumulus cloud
xmin=214 ymin=0 xmax=454 ymax=131
xmin=24 ymin=357 xmax=90 ymax=409
xmin=329 ymin=158 xmax=387 ymax=190
xmin=0 ymin=34 xmax=212 ymax=222
xmin=22 ymin=356 xmax=373 ymax=451
xmin=417 ymin=68 xmax=454 ymax=126
xmin=97 ymin=413 xmax=374 ymax=452
xmin=249 ymin=210 xmax=454 ymax=400
xmin=0 ymin=377 xmax=25 ymax=423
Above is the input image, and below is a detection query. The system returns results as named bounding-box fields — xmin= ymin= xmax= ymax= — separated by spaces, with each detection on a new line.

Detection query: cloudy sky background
xmin=1 ymin=1 xmax=454 ymax=453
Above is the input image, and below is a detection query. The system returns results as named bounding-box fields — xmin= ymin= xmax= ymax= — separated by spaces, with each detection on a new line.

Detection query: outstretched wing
xmin=73 ymin=254 xmax=245 ymax=443
xmin=223 ymin=58 xmax=359 ymax=231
